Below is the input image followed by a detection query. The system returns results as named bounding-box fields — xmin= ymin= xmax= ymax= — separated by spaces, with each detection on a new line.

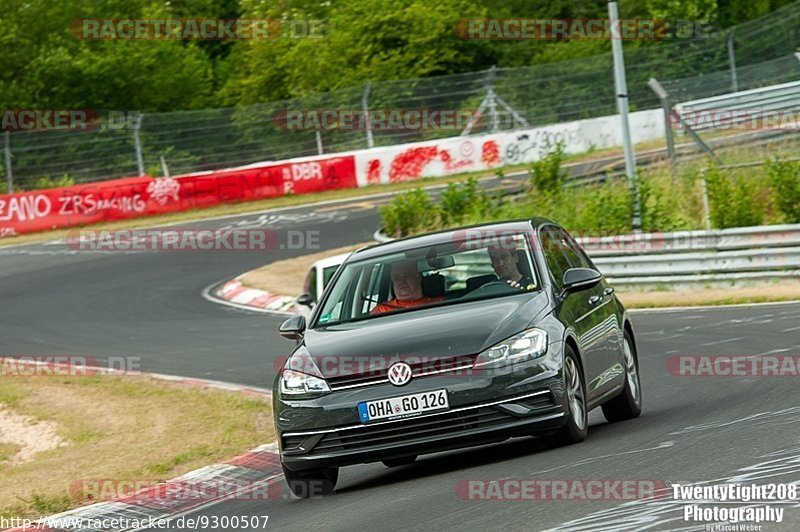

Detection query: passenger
xmin=371 ymin=261 xmax=445 ymax=314
xmin=488 ymin=247 xmax=535 ymax=290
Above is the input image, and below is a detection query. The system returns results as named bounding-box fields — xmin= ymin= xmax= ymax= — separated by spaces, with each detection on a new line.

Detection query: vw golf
xmin=274 ymin=219 xmax=642 ymax=497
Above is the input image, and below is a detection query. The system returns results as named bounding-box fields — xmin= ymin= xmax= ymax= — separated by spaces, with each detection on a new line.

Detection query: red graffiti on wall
xmin=439 ymin=150 xmax=473 ymax=172
xmin=389 ymin=146 xmax=440 ymax=181
xmin=366 ymin=159 xmax=382 ymax=184
xmin=481 ymin=140 xmax=500 ymax=167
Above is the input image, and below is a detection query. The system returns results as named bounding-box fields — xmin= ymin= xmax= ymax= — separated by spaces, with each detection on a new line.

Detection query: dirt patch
xmin=239 ymin=242 xmax=374 ymax=295
xmin=0 ymin=406 xmax=66 ymax=466
xmin=0 ymin=375 xmax=273 ymax=519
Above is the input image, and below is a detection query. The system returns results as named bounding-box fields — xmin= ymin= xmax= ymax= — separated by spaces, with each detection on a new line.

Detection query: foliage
xmin=31 ymin=175 xmax=75 ymax=190
xmin=528 ymin=142 xmax=566 ymax=196
xmin=704 ymin=164 xmax=765 ymax=229
xmin=379 ymin=187 xmax=437 ymax=237
xmin=0 ymin=0 xmax=791 ymax=111
xmin=438 ymin=177 xmax=491 ymax=226
xmin=765 ymin=157 xmax=800 ymax=223
xmin=380 ymin=160 xmax=790 ymax=237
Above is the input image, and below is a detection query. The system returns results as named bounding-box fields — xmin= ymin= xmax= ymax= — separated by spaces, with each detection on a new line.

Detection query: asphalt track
xmin=1 ymin=173 xmax=799 ymax=531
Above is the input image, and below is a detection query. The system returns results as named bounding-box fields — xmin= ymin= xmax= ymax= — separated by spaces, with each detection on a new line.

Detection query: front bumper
xmin=275 ymin=348 xmax=568 ymax=471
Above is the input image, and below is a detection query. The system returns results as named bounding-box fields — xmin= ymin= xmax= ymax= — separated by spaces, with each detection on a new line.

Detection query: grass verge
xmin=0 ymin=375 xmax=273 ymax=519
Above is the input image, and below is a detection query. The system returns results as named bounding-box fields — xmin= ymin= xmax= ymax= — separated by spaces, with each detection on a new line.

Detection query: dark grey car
xmin=275 ymin=219 xmax=642 ymax=497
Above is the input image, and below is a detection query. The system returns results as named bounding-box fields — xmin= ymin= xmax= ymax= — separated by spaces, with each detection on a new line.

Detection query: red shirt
xmin=371 ymin=296 xmax=445 ymax=315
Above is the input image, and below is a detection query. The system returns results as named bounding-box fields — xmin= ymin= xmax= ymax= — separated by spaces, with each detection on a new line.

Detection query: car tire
xmin=382 ymin=456 xmax=417 ymax=467
xmin=601 ymin=331 xmax=643 ymax=422
xmin=282 ymin=464 xmax=338 ymax=498
xmin=550 ymin=345 xmax=588 ymax=446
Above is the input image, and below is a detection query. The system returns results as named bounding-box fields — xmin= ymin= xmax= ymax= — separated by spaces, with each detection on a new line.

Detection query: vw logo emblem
xmin=387 ymin=362 xmax=412 ymax=386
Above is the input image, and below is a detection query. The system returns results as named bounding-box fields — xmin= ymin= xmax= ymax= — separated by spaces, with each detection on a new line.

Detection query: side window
xmin=540 ymin=228 xmax=572 ymax=291
xmin=562 ymin=231 xmax=595 ymax=269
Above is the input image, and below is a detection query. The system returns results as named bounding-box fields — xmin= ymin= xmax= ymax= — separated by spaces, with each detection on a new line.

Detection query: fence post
xmin=487 ymin=65 xmax=499 ymax=132
xmin=609 ymin=0 xmax=641 ymax=231
xmin=4 ymin=131 xmax=13 ymax=194
xmin=133 ymin=112 xmax=145 ymax=176
xmin=647 ymin=78 xmax=676 ymax=167
xmin=362 ymin=82 xmax=374 ymax=149
xmin=700 ymin=168 xmax=712 ymax=230
xmin=160 ymin=155 xmax=170 ymax=178
xmin=727 ymin=28 xmax=738 ymax=93
xmin=315 ymin=131 xmax=324 ymax=155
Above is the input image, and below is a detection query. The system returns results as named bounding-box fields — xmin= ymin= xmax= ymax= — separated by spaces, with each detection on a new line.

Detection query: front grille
xmin=283 ymin=391 xmax=558 ymax=455
xmin=325 ymin=354 xmax=479 ymax=390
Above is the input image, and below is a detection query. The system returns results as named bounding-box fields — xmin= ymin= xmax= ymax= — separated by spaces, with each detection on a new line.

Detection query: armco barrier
xmin=0 ymin=154 xmax=356 ymax=236
xmin=577 ymin=224 xmax=800 ymax=287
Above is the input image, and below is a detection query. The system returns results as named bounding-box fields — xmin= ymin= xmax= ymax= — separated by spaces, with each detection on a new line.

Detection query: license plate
xmin=358 ymin=389 xmax=449 ymax=423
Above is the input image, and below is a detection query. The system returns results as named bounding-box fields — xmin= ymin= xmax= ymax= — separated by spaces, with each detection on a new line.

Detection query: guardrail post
xmin=133 ymin=112 xmax=145 ymax=176
xmin=700 ymin=168 xmax=712 ymax=230
xmin=3 ymin=131 xmax=13 ymax=194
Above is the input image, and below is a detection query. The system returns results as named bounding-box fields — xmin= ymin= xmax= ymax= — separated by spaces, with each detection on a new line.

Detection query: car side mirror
xmin=562 ymin=268 xmax=602 ymax=296
xmin=296 ymin=292 xmax=315 ymax=307
xmin=279 ymin=315 xmax=306 ymax=340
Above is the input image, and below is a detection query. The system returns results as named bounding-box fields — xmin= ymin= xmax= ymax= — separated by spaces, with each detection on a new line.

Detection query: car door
xmin=540 ymin=226 xmax=613 ymax=402
xmin=560 ymin=229 xmax=624 ymax=397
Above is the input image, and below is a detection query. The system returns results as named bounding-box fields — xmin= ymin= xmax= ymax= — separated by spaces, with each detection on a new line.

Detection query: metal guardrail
xmin=578 ymin=224 xmax=800 ymax=287
xmin=674 ymin=78 xmax=800 ymax=132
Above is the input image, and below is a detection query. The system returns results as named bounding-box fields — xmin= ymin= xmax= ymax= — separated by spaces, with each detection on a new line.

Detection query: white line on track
xmin=699 ymin=337 xmax=745 ymax=347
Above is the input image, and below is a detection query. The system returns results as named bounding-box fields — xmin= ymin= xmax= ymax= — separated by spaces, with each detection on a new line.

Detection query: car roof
xmin=349 ymin=218 xmax=553 ymax=261
xmin=311 ymin=252 xmax=353 ymax=269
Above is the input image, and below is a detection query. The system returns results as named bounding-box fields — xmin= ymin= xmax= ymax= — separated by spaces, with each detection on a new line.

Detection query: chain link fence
xmin=4 ymin=1 xmax=800 ymax=191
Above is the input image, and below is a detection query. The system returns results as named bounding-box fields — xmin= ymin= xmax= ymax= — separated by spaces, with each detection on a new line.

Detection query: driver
xmin=371 ymin=261 xmax=445 ymax=314
xmin=488 ymin=247 xmax=535 ymax=290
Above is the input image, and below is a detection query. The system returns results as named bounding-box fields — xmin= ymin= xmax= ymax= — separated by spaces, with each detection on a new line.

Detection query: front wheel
xmin=549 ymin=345 xmax=588 ymax=446
xmin=282 ymin=464 xmax=338 ymax=498
xmin=601 ymin=331 xmax=643 ymax=422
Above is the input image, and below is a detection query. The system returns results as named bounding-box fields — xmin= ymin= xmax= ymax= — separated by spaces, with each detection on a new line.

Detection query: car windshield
xmin=314 ymin=233 xmax=538 ymax=326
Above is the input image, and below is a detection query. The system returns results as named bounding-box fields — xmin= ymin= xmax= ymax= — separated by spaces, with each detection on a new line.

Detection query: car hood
xmin=303 ymin=292 xmax=551 ymax=376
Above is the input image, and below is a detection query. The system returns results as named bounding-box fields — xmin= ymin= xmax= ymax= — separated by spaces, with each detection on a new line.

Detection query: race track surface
xmin=1 ymin=178 xmax=798 ymax=531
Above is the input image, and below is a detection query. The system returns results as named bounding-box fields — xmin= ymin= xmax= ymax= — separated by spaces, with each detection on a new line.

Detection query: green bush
xmin=765 ymin=158 xmax=800 ymax=223
xmin=30 ymin=174 xmax=75 ymax=190
xmin=529 ymin=142 xmax=566 ymax=196
xmin=705 ymin=165 xmax=764 ymax=229
xmin=438 ymin=177 xmax=490 ymax=226
xmin=379 ymin=188 xmax=437 ymax=237
xmin=639 ymin=170 xmax=703 ymax=232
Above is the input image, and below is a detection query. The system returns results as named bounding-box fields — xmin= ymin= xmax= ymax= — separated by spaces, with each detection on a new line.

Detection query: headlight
xmin=473 ymin=328 xmax=548 ymax=368
xmin=280 ymin=349 xmax=330 ymax=396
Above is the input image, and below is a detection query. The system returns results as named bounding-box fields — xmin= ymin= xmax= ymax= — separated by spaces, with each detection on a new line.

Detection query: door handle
xmin=603 ymin=287 xmax=615 ymax=296
xmin=588 ymin=295 xmax=602 ymax=305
